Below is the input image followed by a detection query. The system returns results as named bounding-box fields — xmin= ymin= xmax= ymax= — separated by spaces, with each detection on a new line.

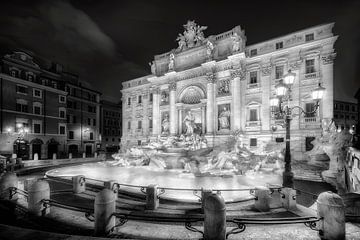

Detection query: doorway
xmin=85 ymin=145 xmax=92 ymax=157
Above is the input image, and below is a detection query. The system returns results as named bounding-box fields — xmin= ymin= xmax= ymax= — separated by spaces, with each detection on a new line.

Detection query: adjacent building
xmin=333 ymin=100 xmax=358 ymax=130
xmin=0 ymin=51 xmax=68 ymax=159
xmin=0 ymin=51 xmax=103 ymax=159
xmin=64 ymin=74 xmax=101 ymax=157
xmin=121 ymin=21 xmax=337 ymax=156
xmin=100 ymin=99 xmax=122 ymax=152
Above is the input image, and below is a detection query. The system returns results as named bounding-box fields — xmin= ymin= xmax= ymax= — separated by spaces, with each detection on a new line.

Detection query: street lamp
xmin=7 ymin=123 xmax=29 ymax=158
xmin=270 ymin=70 xmax=325 ymax=188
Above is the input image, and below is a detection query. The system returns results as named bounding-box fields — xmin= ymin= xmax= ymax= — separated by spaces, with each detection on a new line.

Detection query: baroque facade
xmin=121 ymin=22 xmax=337 ymax=155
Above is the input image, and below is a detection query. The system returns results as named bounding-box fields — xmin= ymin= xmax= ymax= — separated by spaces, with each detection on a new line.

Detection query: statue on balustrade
xmin=206 ymin=40 xmax=214 ymax=61
xmin=183 ymin=110 xmax=196 ymax=135
xmin=231 ymin=32 xmax=242 ymax=52
xmin=218 ymin=107 xmax=231 ymax=130
xmin=168 ymin=53 xmax=175 ymax=71
xmin=148 ymin=61 xmax=156 ymax=75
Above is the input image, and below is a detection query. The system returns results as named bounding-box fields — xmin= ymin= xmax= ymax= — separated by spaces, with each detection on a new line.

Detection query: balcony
xmin=300 ymin=117 xmax=321 ymax=129
xmin=304 ymin=72 xmax=320 ymax=79
xmin=245 ymin=120 xmax=261 ymax=130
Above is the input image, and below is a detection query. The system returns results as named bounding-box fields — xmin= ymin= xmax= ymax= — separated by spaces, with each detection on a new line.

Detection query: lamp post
xmin=270 ymin=70 xmax=325 ymax=188
xmin=7 ymin=123 xmax=29 ymax=158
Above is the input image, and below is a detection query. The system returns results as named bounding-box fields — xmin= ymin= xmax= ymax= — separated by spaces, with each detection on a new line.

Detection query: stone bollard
xmin=52 ymin=153 xmax=56 ymax=160
xmin=254 ymin=186 xmax=270 ymax=212
xmin=0 ymin=158 xmax=6 ymax=173
xmin=34 ymin=153 xmax=39 ymax=161
xmin=11 ymin=153 xmax=17 ymax=159
xmin=280 ymin=187 xmax=297 ymax=210
xmin=24 ymin=178 xmax=37 ymax=191
xmin=83 ymin=152 xmax=86 ymax=158
xmin=104 ymin=181 xmax=119 ymax=200
xmin=72 ymin=175 xmax=86 ymax=193
xmin=69 ymin=153 xmax=72 ymax=159
xmin=94 ymin=189 xmax=116 ymax=236
xmin=204 ymin=193 xmax=226 ymax=240
xmin=146 ymin=184 xmax=159 ymax=210
xmin=0 ymin=172 xmax=18 ymax=200
xmin=317 ymin=191 xmax=345 ymax=240
xmin=28 ymin=180 xmax=50 ymax=216
xmin=94 ymin=152 xmax=98 ymax=158
xmin=201 ymin=188 xmax=213 ymax=212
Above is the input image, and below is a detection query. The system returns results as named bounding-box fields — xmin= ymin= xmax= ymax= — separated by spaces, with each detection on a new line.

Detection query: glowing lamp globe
xmin=283 ymin=70 xmax=296 ymax=85
xmin=275 ymin=80 xmax=288 ymax=97
xmin=270 ymin=97 xmax=279 ymax=107
xmin=312 ymin=83 xmax=326 ymax=101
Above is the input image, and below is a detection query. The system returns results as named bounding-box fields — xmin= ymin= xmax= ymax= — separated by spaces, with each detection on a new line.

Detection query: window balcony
xmin=245 ymin=120 xmax=261 ymax=128
xmin=300 ymin=117 xmax=321 ymax=129
xmin=304 ymin=72 xmax=320 ymax=79
xmin=248 ymin=82 xmax=260 ymax=89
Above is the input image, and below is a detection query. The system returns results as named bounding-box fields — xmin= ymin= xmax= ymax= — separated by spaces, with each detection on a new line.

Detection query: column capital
xmin=150 ymin=86 xmax=160 ymax=94
xmin=230 ymin=68 xmax=246 ymax=81
xmin=169 ymin=81 xmax=177 ymax=91
xmin=206 ymin=72 xmax=216 ymax=84
xmin=321 ymin=53 xmax=336 ymax=65
xmin=261 ymin=63 xmax=272 ymax=76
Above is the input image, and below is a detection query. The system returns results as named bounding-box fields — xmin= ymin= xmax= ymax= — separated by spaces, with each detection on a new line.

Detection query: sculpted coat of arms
xmin=176 ymin=20 xmax=208 ymax=51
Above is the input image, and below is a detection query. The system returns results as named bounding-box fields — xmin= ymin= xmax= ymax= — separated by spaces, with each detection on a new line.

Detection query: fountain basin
xmin=45 ymin=162 xmax=282 ymax=203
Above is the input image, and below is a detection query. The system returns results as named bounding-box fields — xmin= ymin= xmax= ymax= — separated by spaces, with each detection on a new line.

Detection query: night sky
xmin=0 ymin=0 xmax=359 ymax=103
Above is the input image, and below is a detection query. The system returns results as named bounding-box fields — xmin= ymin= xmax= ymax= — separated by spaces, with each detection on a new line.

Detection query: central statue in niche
xmin=183 ymin=110 xmax=196 ymax=135
xmin=218 ymin=104 xmax=231 ymax=130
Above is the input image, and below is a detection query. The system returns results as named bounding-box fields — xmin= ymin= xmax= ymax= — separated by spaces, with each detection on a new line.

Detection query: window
xmin=345 ymin=115 xmax=349 ymax=120
xmin=87 ymin=118 xmax=91 ymax=125
xmin=33 ymin=89 xmax=42 ymax=98
xmin=305 ymin=33 xmax=314 ymax=42
xmin=73 ymin=116 xmax=77 ymax=124
xmin=150 ymin=93 xmax=153 ymax=102
xmin=88 ymin=105 xmax=95 ymax=113
xmin=138 ymin=95 xmax=142 ymax=104
xmin=275 ymin=42 xmax=283 ymax=50
xmin=334 ymin=103 xmax=338 ymax=110
xmin=16 ymin=119 xmax=29 ymax=132
xmin=59 ymin=95 xmax=66 ymax=103
xmin=27 ymin=74 xmax=34 ymax=81
xmin=69 ymin=131 xmax=74 ymax=139
xmin=334 ymin=114 xmax=338 ymax=119
xmin=59 ymin=108 xmax=66 ymax=118
xmin=59 ymin=124 xmax=66 ymax=135
xmin=351 ymin=105 xmax=356 ymax=112
xmin=112 ymin=138 xmax=115 ymax=142
xmin=275 ymin=65 xmax=284 ymax=79
xmin=90 ymin=132 xmax=94 ymax=140
xmin=138 ymin=121 xmax=142 ymax=129
xmin=305 ymin=59 xmax=315 ymax=74
xmin=250 ymin=109 xmax=258 ymax=121
xmin=33 ymin=120 xmax=42 ymax=134
xmin=16 ymin=85 xmax=28 ymax=94
xmin=250 ymin=138 xmax=257 ymax=147
xmin=93 ymin=119 xmax=96 ymax=126
xmin=250 ymin=71 xmax=257 ymax=84
xmin=16 ymin=99 xmax=28 ymax=113
xmin=128 ymin=97 xmax=131 ymax=106
xmin=340 ymin=104 xmax=344 ymax=110
xmin=10 ymin=70 xmax=18 ymax=77
xmin=305 ymin=103 xmax=316 ymax=117
xmin=127 ymin=121 xmax=131 ymax=130
xmin=250 ymin=49 xmax=257 ymax=56
xmin=33 ymin=102 xmax=42 ymax=115
xmin=138 ymin=140 xmax=142 ymax=146
xmin=149 ymin=119 xmax=153 ymax=128
xmin=345 ymin=105 xmax=349 ymax=111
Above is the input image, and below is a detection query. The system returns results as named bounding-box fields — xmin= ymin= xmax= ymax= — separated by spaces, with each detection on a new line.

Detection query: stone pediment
xmin=5 ymin=51 xmax=40 ymax=69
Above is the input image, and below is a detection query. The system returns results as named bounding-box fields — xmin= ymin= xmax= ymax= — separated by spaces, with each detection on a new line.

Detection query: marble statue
xmin=231 ymin=32 xmax=242 ymax=52
xmin=183 ymin=110 xmax=196 ymax=135
xmin=218 ymin=107 xmax=231 ymax=129
xmin=149 ymin=61 xmax=156 ymax=75
xmin=206 ymin=40 xmax=214 ymax=60
xmin=168 ymin=53 xmax=175 ymax=71
xmin=176 ymin=20 xmax=208 ymax=49
xmin=162 ymin=114 xmax=170 ymax=134
xmin=176 ymin=34 xmax=187 ymax=51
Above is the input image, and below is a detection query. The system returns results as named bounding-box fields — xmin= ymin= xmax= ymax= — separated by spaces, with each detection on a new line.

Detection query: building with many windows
xmin=0 ymin=51 xmax=68 ymax=159
xmin=100 ymin=99 xmax=122 ymax=153
xmin=333 ymin=100 xmax=358 ymax=130
xmin=64 ymin=74 xmax=101 ymax=157
xmin=121 ymin=22 xmax=337 ymax=156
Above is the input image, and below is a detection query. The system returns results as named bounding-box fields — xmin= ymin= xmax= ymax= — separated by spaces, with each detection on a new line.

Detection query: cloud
xmin=0 ymin=0 xmax=147 ymax=99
